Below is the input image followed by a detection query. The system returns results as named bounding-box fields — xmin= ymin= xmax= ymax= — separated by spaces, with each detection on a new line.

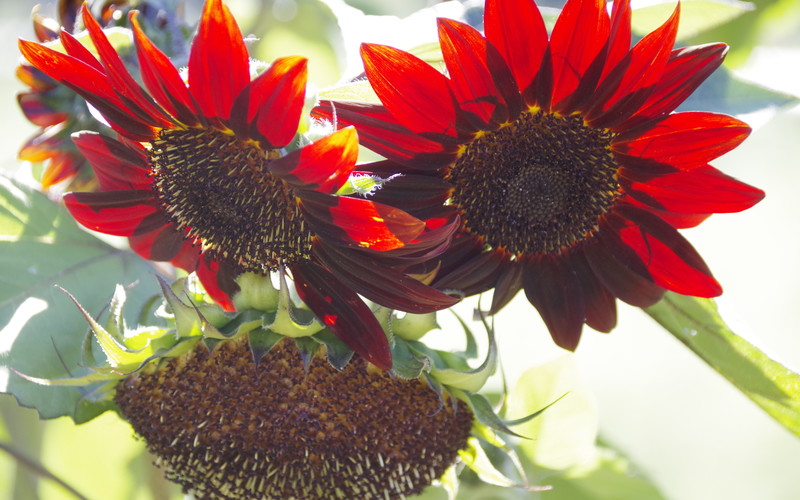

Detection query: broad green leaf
xmin=318 ymin=80 xmax=380 ymax=103
xmin=646 ymin=292 xmax=800 ymax=438
xmin=0 ymin=177 xmax=162 ymax=423
xmin=632 ymin=0 xmax=754 ymax=40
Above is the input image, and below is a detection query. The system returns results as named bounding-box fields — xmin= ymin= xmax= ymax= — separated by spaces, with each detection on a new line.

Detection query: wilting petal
xmin=437 ymin=18 xmax=517 ymax=128
xmin=361 ymin=43 xmax=463 ymax=137
xmin=131 ymin=11 xmax=199 ymax=126
xmin=522 ymin=255 xmax=586 ymax=351
xmin=292 ymin=261 xmax=392 ymax=370
xmin=299 ymin=191 xmax=425 ymax=251
xmin=613 ymin=112 xmax=751 ymax=171
xmin=621 ymin=164 xmax=765 ymax=214
xmin=612 ymin=205 xmax=721 ymax=297
xmin=313 ymin=239 xmax=459 ymax=313
xmin=188 ymin=0 xmax=250 ymax=121
xmin=484 ymin=0 xmax=547 ymax=99
xmin=64 ymin=190 xmax=163 ymax=236
xmin=269 ymin=127 xmax=357 ymax=193
xmin=72 ymin=132 xmax=150 ymax=191
xmin=549 ymin=0 xmax=609 ymax=110
xmin=628 ymin=43 xmax=728 ymax=126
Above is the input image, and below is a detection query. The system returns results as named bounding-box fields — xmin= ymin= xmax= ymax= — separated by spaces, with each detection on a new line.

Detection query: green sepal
xmin=293 ymin=336 xmax=320 ymax=371
xmin=450 ymin=388 xmax=525 ymax=438
xmin=217 ymin=310 xmax=268 ymax=339
xmin=248 ymin=327 xmax=285 ymax=366
xmin=157 ymin=275 xmax=214 ymax=339
xmin=312 ymin=329 xmax=354 ymax=371
xmin=458 ymin=437 xmax=522 ymax=489
xmin=267 ymin=269 xmax=324 ymax=338
xmin=391 ymin=311 xmax=439 ymax=341
xmin=232 ymin=272 xmax=279 ymax=311
xmin=389 ymin=338 xmax=429 ymax=380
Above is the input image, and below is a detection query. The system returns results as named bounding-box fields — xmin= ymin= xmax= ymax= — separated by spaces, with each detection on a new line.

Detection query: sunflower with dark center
xmin=314 ymin=0 xmax=765 ymax=350
xmin=19 ymin=0 xmax=460 ymax=369
xmin=115 ymin=336 xmax=474 ymax=500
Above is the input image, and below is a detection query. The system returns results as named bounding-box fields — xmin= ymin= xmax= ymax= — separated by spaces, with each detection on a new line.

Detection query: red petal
xmin=612 ymin=205 xmax=721 ymax=297
xmin=613 ymin=112 xmax=750 ymax=171
xmin=58 ymin=29 xmax=103 ymax=71
xmin=195 ymin=254 xmax=238 ymax=311
xmin=64 ymin=190 xmax=164 ymax=236
xmin=299 ymin=191 xmax=425 ymax=251
xmin=433 ymin=249 xmax=506 ymax=297
xmin=18 ymin=128 xmax=66 ymax=162
xmin=588 ymin=3 xmax=680 ymax=128
xmin=41 ymin=152 xmax=84 ymax=189
xmin=549 ymin=0 xmax=610 ymax=110
xmin=313 ymin=101 xmax=458 ymax=170
xmin=629 ymin=43 xmax=728 ymax=125
xmin=600 ymin=0 xmax=632 ymax=82
xmin=489 ymin=261 xmax=524 ymax=314
xmin=361 ymin=43 xmax=462 ymax=137
xmin=585 ymin=224 xmax=665 ymax=308
xmin=621 ymin=164 xmax=764 ymax=214
xmin=522 ymin=255 xmax=585 ymax=351
xmin=72 ymin=132 xmax=150 ymax=191
xmin=624 ymin=197 xmax=711 ymax=229
xmin=251 ymin=57 xmax=307 ymax=147
xmin=437 ymin=18 xmax=517 ymax=128
xmin=269 ymin=127 xmax=357 ymax=193
xmin=571 ymin=251 xmax=617 ymax=333
xmin=129 ymin=220 xmax=190 ymax=262
xmin=188 ymin=0 xmax=250 ymax=121
xmin=17 ymin=92 xmax=68 ymax=127
xmin=131 ymin=11 xmax=199 ymax=126
xmin=484 ymin=0 xmax=547 ymax=98
xmin=313 ymin=240 xmax=459 ymax=313
xmin=292 ymin=262 xmax=392 ymax=370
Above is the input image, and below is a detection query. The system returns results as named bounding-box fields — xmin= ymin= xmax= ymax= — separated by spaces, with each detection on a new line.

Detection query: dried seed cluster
xmin=115 ymin=337 xmax=473 ymax=499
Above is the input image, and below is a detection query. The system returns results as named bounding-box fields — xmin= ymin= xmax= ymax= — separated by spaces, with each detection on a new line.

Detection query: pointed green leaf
xmin=646 ymin=292 xmax=800 ymax=438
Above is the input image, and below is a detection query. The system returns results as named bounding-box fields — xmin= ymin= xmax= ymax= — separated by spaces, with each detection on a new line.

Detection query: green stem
xmin=0 ymin=441 xmax=89 ymax=500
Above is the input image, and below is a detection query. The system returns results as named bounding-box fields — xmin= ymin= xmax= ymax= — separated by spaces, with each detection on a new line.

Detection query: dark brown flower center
xmin=150 ymin=128 xmax=313 ymax=271
xmin=446 ymin=111 xmax=619 ymax=256
xmin=115 ymin=337 xmax=473 ymax=500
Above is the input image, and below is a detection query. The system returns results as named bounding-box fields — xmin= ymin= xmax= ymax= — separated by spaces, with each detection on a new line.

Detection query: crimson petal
xmin=129 ymin=219 xmax=189 ymax=262
xmin=613 ymin=112 xmax=751 ymax=171
xmin=299 ymin=191 xmax=425 ymax=251
xmin=195 ymin=254 xmax=238 ymax=312
xmin=433 ymin=249 xmax=506 ymax=297
xmin=269 ymin=127 xmax=357 ymax=193
xmin=489 ymin=261 xmax=524 ymax=314
xmin=188 ymin=0 xmax=250 ymax=121
xmin=292 ymin=262 xmax=392 ymax=370
xmin=361 ymin=43 xmax=462 ymax=138
xmin=572 ymin=251 xmax=617 ymax=333
xmin=64 ymin=190 xmax=163 ymax=236
xmin=313 ymin=239 xmax=459 ymax=313
xmin=522 ymin=255 xmax=586 ymax=351
xmin=72 ymin=132 xmax=150 ymax=191
xmin=252 ymin=57 xmax=308 ymax=147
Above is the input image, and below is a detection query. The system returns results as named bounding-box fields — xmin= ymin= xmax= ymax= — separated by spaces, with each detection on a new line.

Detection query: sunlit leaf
xmin=0 ymin=177 xmax=161 ymax=423
xmin=646 ymin=292 xmax=800 ymax=438
xmin=632 ymin=0 xmax=754 ymax=40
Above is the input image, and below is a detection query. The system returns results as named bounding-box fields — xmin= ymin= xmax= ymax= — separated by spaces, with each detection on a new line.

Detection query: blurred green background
xmin=1 ymin=0 xmax=800 ymax=499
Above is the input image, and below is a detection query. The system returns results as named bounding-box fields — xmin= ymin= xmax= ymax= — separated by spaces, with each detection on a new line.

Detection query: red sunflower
xmin=19 ymin=0 xmax=459 ymax=369
xmin=315 ymin=0 xmax=765 ymax=350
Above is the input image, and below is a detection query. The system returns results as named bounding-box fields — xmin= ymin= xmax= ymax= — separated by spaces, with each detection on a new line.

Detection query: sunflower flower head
xmin=315 ymin=0 xmax=765 ymax=351
xmin=19 ymin=0 xmax=460 ymax=369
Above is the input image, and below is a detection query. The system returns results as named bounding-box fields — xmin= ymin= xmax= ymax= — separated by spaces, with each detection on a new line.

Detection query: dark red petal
xmin=627 ymin=43 xmax=727 ymax=126
xmin=313 ymin=239 xmax=459 ymax=313
xmin=188 ymin=0 xmax=250 ymax=121
xmin=41 ymin=153 xmax=84 ymax=189
xmin=299 ymin=191 xmax=425 ymax=251
xmin=292 ymin=262 xmax=392 ymax=370
xmin=251 ymin=57 xmax=307 ymax=147
xmin=612 ymin=205 xmax=721 ymax=297
xmin=72 ymin=132 xmax=150 ymax=191
xmin=585 ymin=224 xmax=665 ymax=308
xmin=624 ymin=197 xmax=711 ymax=229
xmin=621 ymin=164 xmax=764 ymax=214
xmin=600 ymin=0 xmax=632 ymax=82
xmin=489 ymin=261 xmax=524 ymax=314
xmin=361 ymin=43 xmax=462 ymax=137
xmin=131 ymin=11 xmax=199 ymax=126
xmin=522 ymin=255 xmax=586 ymax=351
xmin=195 ymin=254 xmax=238 ymax=312
xmin=64 ymin=190 xmax=163 ymax=236
xmin=437 ymin=18 xmax=516 ymax=128
xmin=269 ymin=127 xmax=357 ymax=193
xmin=81 ymin=4 xmax=173 ymax=129
xmin=313 ymin=101 xmax=459 ymax=170
xmin=571 ymin=251 xmax=617 ymax=333
xmin=587 ymin=3 xmax=679 ymax=128
xmin=17 ymin=92 xmax=68 ymax=127
xmin=433 ymin=249 xmax=506 ymax=297
xmin=484 ymin=0 xmax=547 ymax=98
xmin=613 ymin=112 xmax=750 ymax=171
xmin=549 ymin=0 xmax=610 ymax=110
xmin=128 ymin=219 xmax=188 ymax=262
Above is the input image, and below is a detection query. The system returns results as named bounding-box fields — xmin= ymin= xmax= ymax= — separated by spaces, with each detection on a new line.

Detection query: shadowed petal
xmin=433 ymin=249 xmax=506 ymax=297
xmin=572 ymin=251 xmax=617 ymax=333
xmin=129 ymin=219 xmax=188 ymax=262
xmin=269 ymin=127 xmax=357 ymax=193
xmin=188 ymin=0 xmax=249 ymax=121
xmin=72 ymin=132 xmax=150 ymax=191
xmin=489 ymin=261 xmax=524 ymax=314
xmin=361 ymin=43 xmax=462 ymax=137
xmin=64 ymin=190 xmax=163 ymax=236
xmin=292 ymin=262 xmax=392 ymax=370
xmin=41 ymin=153 xmax=84 ymax=189
xmin=523 ymin=255 xmax=585 ymax=351
xmin=196 ymin=254 xmax=238 ymax=311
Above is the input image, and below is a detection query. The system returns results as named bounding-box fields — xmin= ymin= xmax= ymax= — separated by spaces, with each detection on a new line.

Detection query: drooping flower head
xmin=315 ymin=0 xmax=765 ymax=350
xmin=19 ymin=0 xmax=459 ymax=369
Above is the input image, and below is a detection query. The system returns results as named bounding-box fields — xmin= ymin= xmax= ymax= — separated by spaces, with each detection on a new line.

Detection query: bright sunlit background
xmin=1 ymin=0 xmax=799 ymax=499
